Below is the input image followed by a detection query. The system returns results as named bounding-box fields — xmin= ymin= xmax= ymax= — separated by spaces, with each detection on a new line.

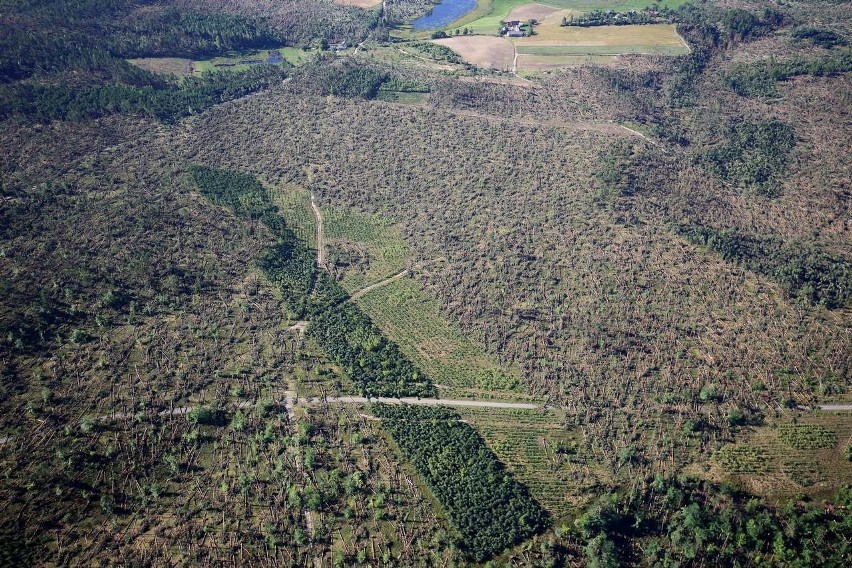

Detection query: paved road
xmin=819 ymin=405 xmax=852 ymax=411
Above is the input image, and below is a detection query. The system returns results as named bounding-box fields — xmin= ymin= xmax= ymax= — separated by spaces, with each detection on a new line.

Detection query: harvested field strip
xmin=433 ymin=36 xmax=515 ymax=71
xmin=356 ymin=277 xmax=521 ymax=391
xmin=373 ymin=404 xmax=548 ymax=561
xmin=515 ymin=43 xmax=687 ymax=55
xmin=512 ymin=23 xmax=689 ymax=54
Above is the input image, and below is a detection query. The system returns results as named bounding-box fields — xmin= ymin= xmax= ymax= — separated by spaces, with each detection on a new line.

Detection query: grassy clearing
xmin=127 ymin=57 xmax=195 ymax=79
xmin=194 ymin=48 xmax=309 ymax=75
xmin=322 ymin=208 xmax=411 ymax=292
xmin=355 ymin=277 xmax=521 ymax=392
xmin=335 ymin=0 xmax=382 ymax=7
xmin=433 ymin=36 xmax=515 ymax=70
xmin=457 ymin=407 xmax=591 ymax=520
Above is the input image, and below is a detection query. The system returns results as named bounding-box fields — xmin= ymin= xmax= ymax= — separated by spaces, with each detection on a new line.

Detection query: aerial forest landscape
xmin=0 ymin=0 xmax=851 ymax=564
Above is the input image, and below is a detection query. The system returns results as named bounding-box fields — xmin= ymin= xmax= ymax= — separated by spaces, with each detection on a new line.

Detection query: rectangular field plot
xmin=456 ymin=407 xmax=595 ymax=520
xmin=512 ymin=24 xmax=689 ymax=56
xmin=355 ymin=277 xmax=522 ymax=393
xmin=516 ymin=54 xmax=621 ymax=72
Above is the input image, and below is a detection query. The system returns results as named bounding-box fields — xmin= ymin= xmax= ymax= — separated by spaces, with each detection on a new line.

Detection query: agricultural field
xmin=433 ymin=36 xmax=515 ymax=70
xmin=512 ymin=22 xmax=690 ymax=55
xmin=355 ymin=277 xmax=523 ymax=394
xmin=430 ymin=16 xmax=687 ymax=71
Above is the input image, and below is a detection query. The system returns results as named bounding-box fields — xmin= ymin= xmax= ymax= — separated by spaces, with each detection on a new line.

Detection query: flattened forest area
xmin=0 ymin=0 xmax=850 ymax=565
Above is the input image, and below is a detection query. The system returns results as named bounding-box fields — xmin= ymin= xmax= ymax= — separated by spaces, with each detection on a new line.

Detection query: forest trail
xmin=310 ymin=192 xmax=325 ymax=269
xmin=350 ymin=269 xmax=409 ymax=300
xmin=3 ymin=402 xmax=849 ymax=448
xmin=299 ymin=395 xmax=540 ymax=410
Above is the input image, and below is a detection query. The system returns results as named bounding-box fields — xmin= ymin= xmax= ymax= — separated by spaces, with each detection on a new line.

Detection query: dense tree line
xmin=562 ymin=7 xmax=671 ymax=28
xmin=674 ymin=224 xmax=852 ymax=309
xmin=0 ymin=1 xmax=287 ymax=82
xmin=373 ymin=405 xmax=548 ymax=561
xmin=576 ymin=477 xmax=852 ymax=566
xmin=191 ymin=166 xmax=434 ymax=397
xmin=792 ymin=26 xmax=847 ymax=49
xmin=704 ymin=120 xmax=795 ymax=197
xmin=725 ymin=49 xmax=852 ymax=99
xmin=0 ymin=65 xmax=287 ymax=123
xmin=307 ymin=304 xmax=434 ymax=397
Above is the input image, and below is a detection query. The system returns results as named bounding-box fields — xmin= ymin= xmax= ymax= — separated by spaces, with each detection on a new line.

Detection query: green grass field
xmin=515 ymin=42 xmax=688 ymax=55
xmin=193 ymin=47 xmax=309 ymax=75
xmin=416 ymin=0 xmax=690 ymax=37
xmin=355 ymin=277 xmax=522 ymax=392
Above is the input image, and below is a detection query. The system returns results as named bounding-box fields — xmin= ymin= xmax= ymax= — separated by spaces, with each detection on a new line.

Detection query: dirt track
xmin=310 ymin=192 xmax=325 ymax=268
xmin=350 ymin=269 xmax=409 ymax=300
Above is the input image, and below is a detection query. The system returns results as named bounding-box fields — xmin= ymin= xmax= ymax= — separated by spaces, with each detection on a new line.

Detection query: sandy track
xmin=310 ymin=192 xmax=325 ymax=268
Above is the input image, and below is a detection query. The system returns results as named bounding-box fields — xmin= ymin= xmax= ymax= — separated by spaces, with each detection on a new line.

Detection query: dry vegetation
xmin=506 ymin=2 xmax=558 ymax=22
xmin=433 ymin=36 xmax=516 ymax=70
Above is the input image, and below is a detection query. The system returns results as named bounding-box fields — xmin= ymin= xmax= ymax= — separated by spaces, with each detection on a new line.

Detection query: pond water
xmin=411 ymin=0 xmax=477 ymax=30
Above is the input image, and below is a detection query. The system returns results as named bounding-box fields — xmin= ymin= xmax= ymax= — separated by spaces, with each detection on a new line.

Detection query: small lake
xmin=411 ymin=0 xmax=477 ymax=30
